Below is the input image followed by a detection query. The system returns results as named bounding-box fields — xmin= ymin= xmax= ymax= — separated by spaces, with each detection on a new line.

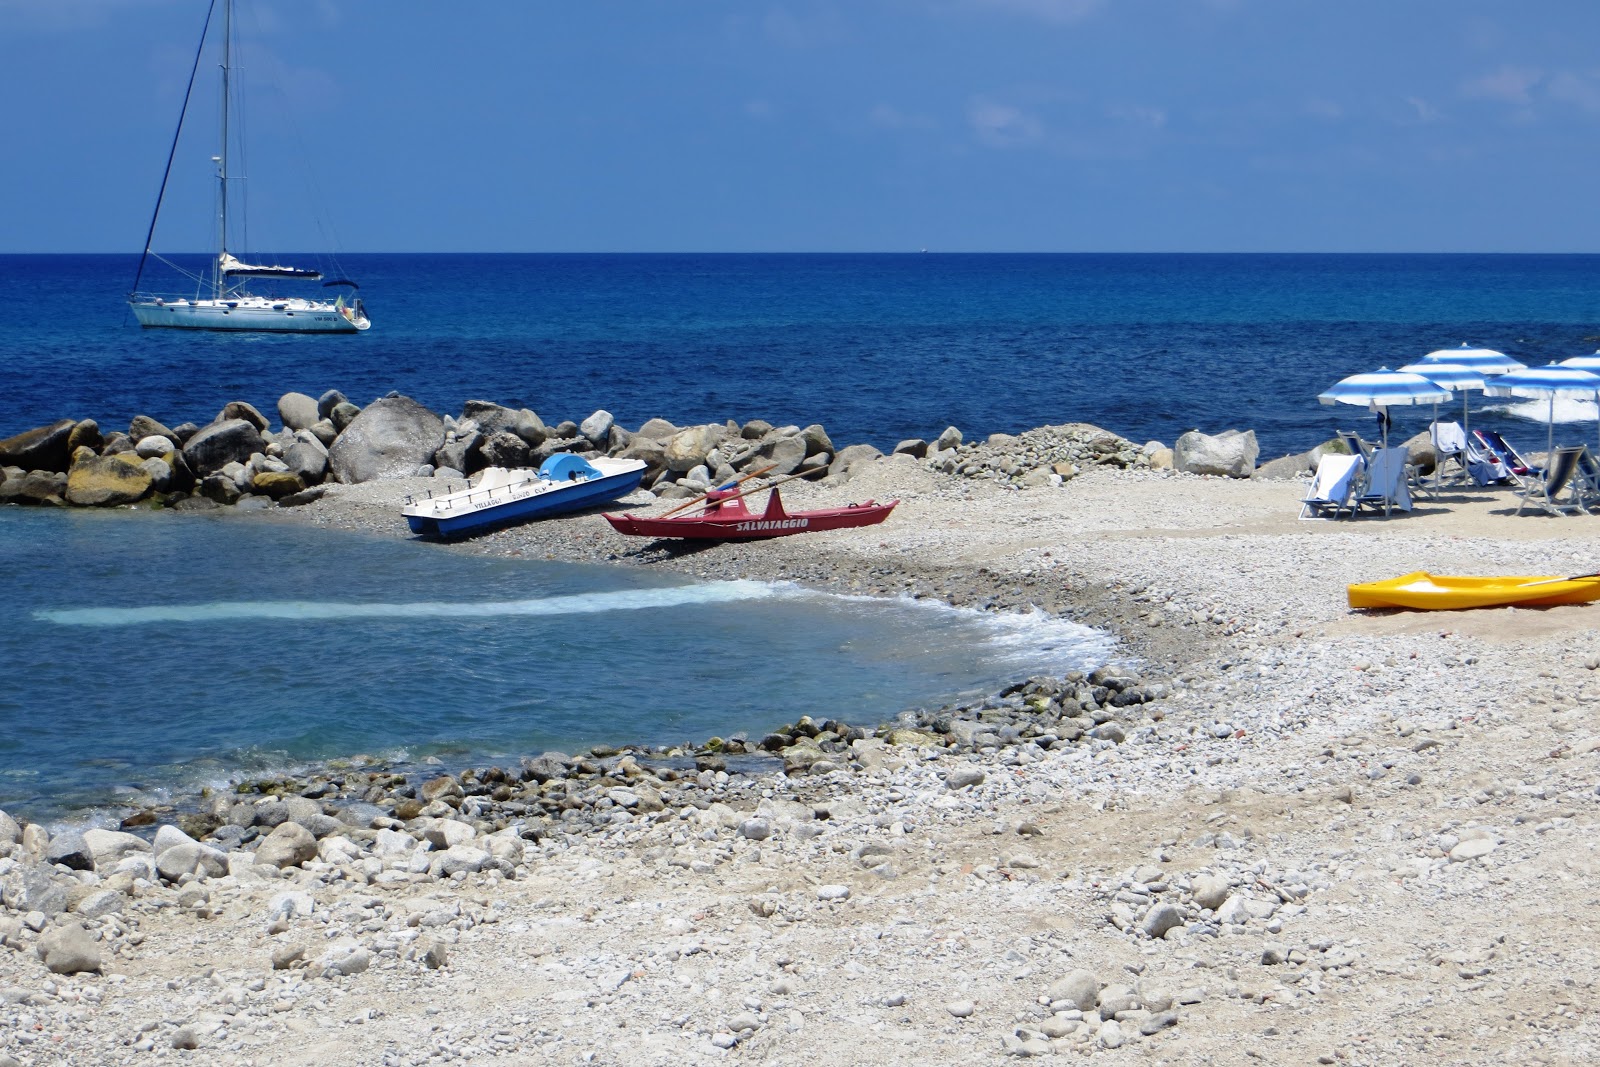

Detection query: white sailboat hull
xmin=129 ymin=295 xmax=369 ymax=333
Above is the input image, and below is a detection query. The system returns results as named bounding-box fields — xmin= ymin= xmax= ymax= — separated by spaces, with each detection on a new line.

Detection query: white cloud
xmin=1461 ymin=65 xmax=1542 ymax=104
xmin=1547 ymin=71 xmax=1600 ymax=114
xmin=967 ymin=100 xmax=1045 ymax=146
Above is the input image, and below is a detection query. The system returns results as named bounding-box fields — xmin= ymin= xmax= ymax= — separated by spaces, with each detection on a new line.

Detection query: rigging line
xmin=131 ymin=0 xmax=220 ymax=299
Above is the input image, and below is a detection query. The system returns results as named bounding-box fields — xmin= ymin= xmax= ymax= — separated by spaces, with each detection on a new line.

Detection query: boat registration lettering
xmin=734 ymin=518 xmax=809 ymax=532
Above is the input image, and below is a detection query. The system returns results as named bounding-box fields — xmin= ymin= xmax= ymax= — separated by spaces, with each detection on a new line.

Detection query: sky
xmin=4 ymin=0 xmax=1600 ymax=253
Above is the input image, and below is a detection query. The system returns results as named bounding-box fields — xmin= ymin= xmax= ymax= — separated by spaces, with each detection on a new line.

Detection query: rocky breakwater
xmin=0 ymin=391 xmax=900 ymax=513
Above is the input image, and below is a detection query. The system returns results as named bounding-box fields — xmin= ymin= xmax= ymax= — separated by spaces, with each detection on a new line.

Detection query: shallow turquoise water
xmin=0 ymin=508 xmax=1113 ymax=821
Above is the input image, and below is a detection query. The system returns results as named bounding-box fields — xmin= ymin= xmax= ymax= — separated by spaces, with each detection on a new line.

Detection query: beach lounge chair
xmin=1429 ymin=421 xmax=1469 ymax=486
xmin=1336 ymin=430 xmax=1374 ymax=463
xmin=1473 ymin=429 xmax=1541 ymax=486
xmin=1575 ymin=446 xmax=1600 ymax=509
xmin=1352 ymin=446 xmax=1413 ymax=518
xmin=1464 ymin=430 xmax=1512 ymax=486
xmin=1299 ymin=453 xmax=1362 ymax=519
xmin=1515 ymin=445 xmax=1588 ymax=516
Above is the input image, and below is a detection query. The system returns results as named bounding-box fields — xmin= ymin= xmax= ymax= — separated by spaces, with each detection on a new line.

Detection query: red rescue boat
xmin=604 ymin=485 xmax=897 ymax=541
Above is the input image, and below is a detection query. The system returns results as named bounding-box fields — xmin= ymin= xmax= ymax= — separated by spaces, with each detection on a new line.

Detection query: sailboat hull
xmin=130 ymin=296 xmax=368 ymax=333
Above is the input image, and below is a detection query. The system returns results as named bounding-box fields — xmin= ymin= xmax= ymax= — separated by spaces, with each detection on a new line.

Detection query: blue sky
xmin=4 ymin=0 xmax=1600 ymax=253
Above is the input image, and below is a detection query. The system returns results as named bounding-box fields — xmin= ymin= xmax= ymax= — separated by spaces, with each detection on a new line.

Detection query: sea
xmin=3 ymin=252 xmax=1598 ymax=823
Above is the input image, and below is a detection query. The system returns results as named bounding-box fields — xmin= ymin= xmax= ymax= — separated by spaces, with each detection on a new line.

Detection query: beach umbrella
xmin=1318 ymin=367 xmax=1451 ymax=451
xmin=1399 ymin=360 xmax=1489 ymax=443
xmin=1421 ymin=343 xmax=1526 ymax=375
xmin=1560 ymin=351 xmax=1600 ymax=372
xmin=1481 ymin=362 xmax=1600 ymax=457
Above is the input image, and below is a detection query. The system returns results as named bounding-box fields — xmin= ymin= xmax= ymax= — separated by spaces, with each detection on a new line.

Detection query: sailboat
xmin=128 ymin=0 xmax=370 ymax=333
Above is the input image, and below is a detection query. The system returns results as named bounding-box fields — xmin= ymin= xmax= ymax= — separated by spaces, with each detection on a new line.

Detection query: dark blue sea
xmin=3 ymin=253 xmax=1598 ymax=822
xmin=7 ymin=253 xmax=1600 ymax=459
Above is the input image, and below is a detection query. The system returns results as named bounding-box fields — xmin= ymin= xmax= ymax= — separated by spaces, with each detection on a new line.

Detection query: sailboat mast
xmin=215 ymin=0 xmax=232 ymax=300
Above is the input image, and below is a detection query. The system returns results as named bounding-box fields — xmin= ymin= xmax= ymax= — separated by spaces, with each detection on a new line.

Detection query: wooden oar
xmin=658 ymin=463 xmax=777 ymax=518
xmin=1517 ymin=571 xmax=1600 ymax=588
xmin=687 ymin=465 xmax=828 ymax=513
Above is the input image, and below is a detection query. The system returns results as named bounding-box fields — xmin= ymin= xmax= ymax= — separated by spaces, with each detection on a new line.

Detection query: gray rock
xmin=1141 ymin=902 xmax=1185 ymax=939
xmin=327 ymin=396 xmax=446 ymax=483
xmin=828 ymin=443 xmax=883 ymax=480
xmin=0 ymin=419 xmax=77 ymax=473
xmin=271 ymin=942 xmax=306 ymax=969
xmin=6 ymin=866 xmax=68 ymax=915
xmin=892 ymin=438 xmax=929 ymax=459
xmin=758 ymin=432 xmax=808 ymax=476
xmin=934 ymin=426 xmax=963 ymax=451
xmin=218 ymin=400 xmax=270 ymax=431
xmin=134 ymin=434 xmax=177 ymax=459
xmin=129 ymin=414 xmax=180 ymax=442
xmin=1191 ymin=872 xmax=1230 ymax=911
xmin=1047 ymin=969 xmax=1099 ymax=1011
xmin=664 ymin=425 xmax=724 ymax=472
xmin=479 ymin=430 xmax=531 ymax=469
xmin=156 ymin=842 xmax=230 ymax=882
xmin=1252 ymin=451 xmax=1312 ymax=480
xmin=72 ymin=889 xmax=124 ymax=920
xmin=282 ymin=439 xmax=328 ymax=483
xmin=435 ymin=430 xmax=483 ymax=474
xmin=182 ymin=418 xmax=266 ymax=476
xmin=277 ymin=392 xmax=320 ymax=431
xmin=44 ymin=831 xmax=93 ymax=871
xmin=37 ymin=919 xmax=102 ymax=975
xmin=316 ymin=389 xmax=349 ymax=421
xmin=1172 ymin=428 xmax=1259 ymax=478
xmin=636 ymin=417 xmax=680 ymax=441
xmin=579 ymin=409 xmax=615 ymax=446
xmin=329 ymin=401 xmax=362 ymax=431
xmin=255 ymin=822 xmax=318 ymax=869
xmin=83 ymin=828 xmax=151 ymax=870
xmin=739 ymin=818 xmax=772 ymax=841
xmin=170 ymin=1027 xmax=199 ymax=1050
xmin=944 ymin=767 xmax=986 ymax=789
xmin=0 ymin=809 xmax=19 ymax=845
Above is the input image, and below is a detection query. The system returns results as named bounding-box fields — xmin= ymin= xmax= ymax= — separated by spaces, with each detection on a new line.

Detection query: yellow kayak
xmin=1348 ymin=570 xmax=1600 ymax=610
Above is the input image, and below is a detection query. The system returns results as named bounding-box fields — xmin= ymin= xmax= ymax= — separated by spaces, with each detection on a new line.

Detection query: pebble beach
xmin=5 ymin=407 xmax=1600 ymax=1067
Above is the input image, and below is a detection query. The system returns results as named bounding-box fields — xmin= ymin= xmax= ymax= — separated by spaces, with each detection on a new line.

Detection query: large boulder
xmin=282 ymin=433 xmax=328 ymax=483
xmin=327 ymin=397 xmax=445 ymax=483
xmin=37 ymin=919 xmax=102 ymax=975
xmin=255 ymin=821 xmax=317 ymax=869
xmin=278 ymin=392 xmax=320 ymax=432
xmin=435 ymin=431 xmax=483 ymax=474
xmin=1173 ymin=429 xmax=1259 ymax=478
xmin=579 ymin=410 xmax=614 ymax=447
xmin=67 ymin=420 xmax=103 ymax=454
xmin=0 ymin=470 xmax=67 ymax=504
xmin=183 ymin=419 xmax=266 ymax=477
xmin=664 ymin=425 xmax=725 ymax=472
xmin=757 ymin=432 xmax=808 ymax=475
xmin=0 ymin=419 xmax=77 ymax=473
xmin=219 ymin=400 xmax=270 ymax=432
xmin=65 ymin=453 xmax=154 ymax=506
xmin=479 ymin=431 xmax=531 ymax=469
xmin=828 ymin=443 xmax=883 ymax=480
xmin=129 ymin=414 xmax=180 ymax=443
xmin=460 ymin=401 xmax=546 ymax=446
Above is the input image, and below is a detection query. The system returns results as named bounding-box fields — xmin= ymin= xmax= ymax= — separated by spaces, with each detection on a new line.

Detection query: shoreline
xmin=7 ymin=416 xmax=1600 ymax=1063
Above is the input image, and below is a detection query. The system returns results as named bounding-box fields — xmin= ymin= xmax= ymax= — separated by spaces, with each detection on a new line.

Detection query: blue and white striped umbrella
xmin=1319 ymin=367 xmax=1450 ymax=450
xmin=1399 ymin=361 xmax=1489 ymax=441
xmin=1482 ymin=362 xmax=1600 ymax=456
xmin=1421 ymin=343 xmax=1526 ymax=375
xmin=1560 ymin=351 xmax=1600 ymax=372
